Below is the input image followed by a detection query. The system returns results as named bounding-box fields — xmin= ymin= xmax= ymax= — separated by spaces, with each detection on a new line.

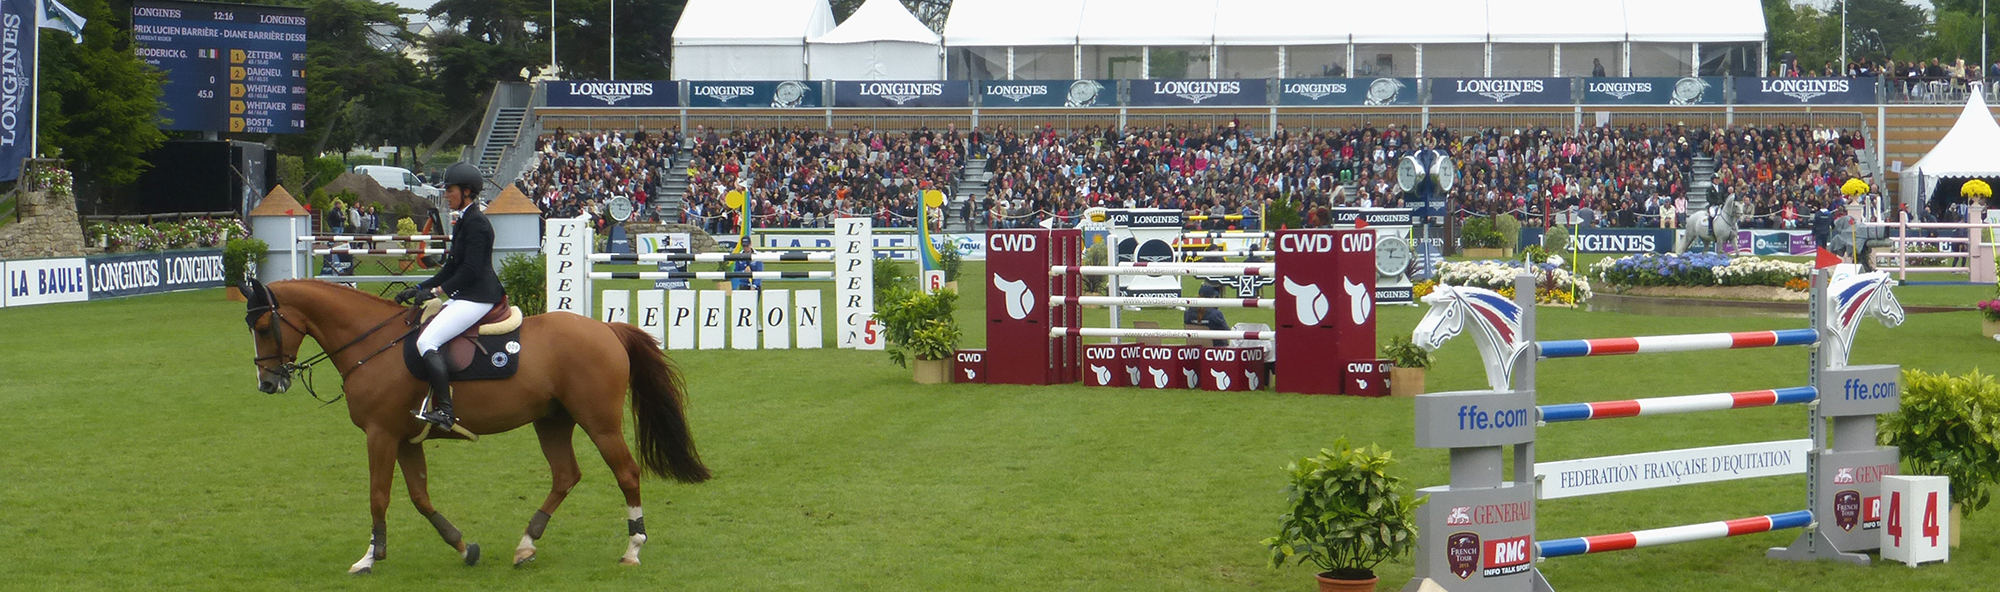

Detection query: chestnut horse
xmin=239 ymin=279 xmax=709 ymax=574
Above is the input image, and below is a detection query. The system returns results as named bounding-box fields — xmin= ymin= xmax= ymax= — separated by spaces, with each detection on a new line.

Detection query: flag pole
xmin=29 ymin=0 xmax=41 ymax=162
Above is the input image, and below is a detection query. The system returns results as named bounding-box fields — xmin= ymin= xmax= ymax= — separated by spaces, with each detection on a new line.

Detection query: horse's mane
xmin=270 ymin=279 xmax=401 ymax=308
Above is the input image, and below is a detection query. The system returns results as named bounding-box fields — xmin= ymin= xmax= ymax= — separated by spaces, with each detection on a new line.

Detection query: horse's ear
xmin=237 ymin=280 xmax=257 ymax=302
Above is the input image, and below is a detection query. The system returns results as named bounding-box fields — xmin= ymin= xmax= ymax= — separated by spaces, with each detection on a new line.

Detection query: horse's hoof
xmin=463 ymin=543 xmax=481 ymax=566
xmin=349 ymin=566 xmax=372 ymax=575
xmin=619 ymin=557 xmax=641 ymax=566
xmin=513 ymin=548 xmax=537 ymax=566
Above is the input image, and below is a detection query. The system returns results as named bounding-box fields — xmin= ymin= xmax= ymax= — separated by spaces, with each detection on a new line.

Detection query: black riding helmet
xmin=443 ymin=162 xmax=484 ymax=195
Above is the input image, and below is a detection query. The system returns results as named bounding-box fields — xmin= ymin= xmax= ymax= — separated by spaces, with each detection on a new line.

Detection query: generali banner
xmin=545 ymin=80 xmax=679 ymax=107
xmin=832 ymin=81 xmax=970 ymax=108
xmin=1429 ymin=77 xmax=1573 ymax=105
xmin=1733 ymin=77 xmax=1878 ymax=104
xmin=1128 ymin=79 xmax=1267 ymax=106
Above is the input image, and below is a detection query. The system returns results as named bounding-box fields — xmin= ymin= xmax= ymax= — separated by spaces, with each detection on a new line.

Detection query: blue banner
xmin=86 ymin=248 xmax=226 ymax=300
xmin=0 ymin=0 xmax=34 ymax=181
xmin=978 ymin=80 xmax=1114 ymax=107
xmin=684 ymin=80 xmax=823 ymax=108
xmin=1580 ymin=77 xmax=1725 ymax=105
xmin=1277 ymin=78 xmax=1417 ymax=106
xmin=1733 ymin=77 xmax=1878 ymax=105
xmin=1430 ymin=78 xmax=1573 ymax=105
xmin=832 ymin=80 xmax=971 ymax=108
xmin=1519 ymin=228 xmax=1676 ymax=253
xmin=545 ymin=80 xmax=678 ymax=107
xmin=1128 ymin=79 xmax=1267 ymax=106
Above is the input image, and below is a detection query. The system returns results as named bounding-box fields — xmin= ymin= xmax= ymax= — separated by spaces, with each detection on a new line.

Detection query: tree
xmin=36 ymin=0 xmax=167 ymax=190
xmin=548 ymin=0 xmax=682 ymax=80
xmin=273 ymin=0 xmax=442 ymax=159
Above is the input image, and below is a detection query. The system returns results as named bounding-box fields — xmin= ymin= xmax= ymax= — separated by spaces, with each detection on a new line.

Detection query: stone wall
xmin=0 ymin=191 xmax=88 ymax=259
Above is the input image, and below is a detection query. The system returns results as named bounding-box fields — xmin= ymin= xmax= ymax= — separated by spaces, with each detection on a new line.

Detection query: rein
xmin=252 ymin=291 xmax=423 ymax=406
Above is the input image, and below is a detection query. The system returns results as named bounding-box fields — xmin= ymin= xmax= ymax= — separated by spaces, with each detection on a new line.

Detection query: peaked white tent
xmin=808 ymin=0 xmax=943 ymax=80
xmin=672 ymin=0 xmax=835 ymax=80
xmin=1901 ymin=93 xmax=2000 ymax=205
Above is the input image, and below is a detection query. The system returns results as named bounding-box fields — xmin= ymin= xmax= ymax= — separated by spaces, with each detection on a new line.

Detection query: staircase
xmin=1687 ymin=156 xmax=1717 ymax=210
xmin=476 ymin=108 xmax=527 ymax=175
xmin=657 ymin=146 xmax=693 ymax=223
xmin=952 ymin=157 xmax=989 ymax=229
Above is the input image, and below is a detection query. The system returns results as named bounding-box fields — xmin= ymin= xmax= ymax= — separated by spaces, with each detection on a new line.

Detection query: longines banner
xmin=1128 ymin=79 xmax=1267 ymax=106
xmin=685 ymin=80 xmax=823 ymax=108
xmin=1430 ymin=77 xmax=1573 ymax=105
xmin=978 ymin=80 xmax=1115 ymax=107
xmin=832 ymin=80 xmax=971 ymax=108
xmin=545 ymin=80 xmax=679 ymax=107
xmin=1519 ymin=228 xmax=1676 ymax=253
xmin=87 ymin=249 xmax=226 ymax=299
xmin=0 ymin=0 xmax=35 ymax=182
xmin=1581 ymin=77 xmax=1726 ymax=105
xmin=1734 ymin=77 xmax=1878 ymax=104
xmin=1277 ymin=78 xmax=1417 ymax=106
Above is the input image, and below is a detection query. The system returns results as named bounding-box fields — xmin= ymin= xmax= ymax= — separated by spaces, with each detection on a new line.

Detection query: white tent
xmin=942 ymin=0 xmax=1083 ymax=47
xmin=672 ymin=0 xmax=835 ymax=80
xmin=808 ymin=0 xmax=943 ymax=80
xmin=1901 ymin=93 xmax=2000 ymax=206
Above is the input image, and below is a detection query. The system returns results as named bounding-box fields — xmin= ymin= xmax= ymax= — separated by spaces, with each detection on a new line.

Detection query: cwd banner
xmin=0 ymin=0 xmax=35 ymax=182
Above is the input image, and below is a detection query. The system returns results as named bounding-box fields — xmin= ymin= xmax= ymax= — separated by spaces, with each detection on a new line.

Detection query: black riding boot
xmin=417 ymin=350 xmax=455 ymax=429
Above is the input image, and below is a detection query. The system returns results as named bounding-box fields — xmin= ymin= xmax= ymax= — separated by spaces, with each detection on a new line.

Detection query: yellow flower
xmin=1840 ymin=178 xmax=1870 ymax=196
xmin=1963 ymin=179 xmax=1993 ymax=199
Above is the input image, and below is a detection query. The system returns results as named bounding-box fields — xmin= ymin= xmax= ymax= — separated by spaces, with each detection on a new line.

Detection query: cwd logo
xmin=994 ymin=274 xmax=1035 ymax=320
xmin=1208 ymin=368 xmax=1233 ymax=390
xmin=1244 ymin=370 xmax=1260 ymax=391
xmin=1282 ymin=277 xmax=1328 ymax=326
xmin=1344 ymin=277 xmax=1372 ymax=324
xmin=1090 ymin=365 xmax=1112 ymax=384
xmin=1149 ymin=367 xmax=1171 ymax=388
xmin=1182 ymin=368 xmax=1197 ymax=388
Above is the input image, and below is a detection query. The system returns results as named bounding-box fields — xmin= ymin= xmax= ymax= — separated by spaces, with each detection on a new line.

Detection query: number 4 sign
xmin=1881 ymin=475 xmax=1951 ymax=566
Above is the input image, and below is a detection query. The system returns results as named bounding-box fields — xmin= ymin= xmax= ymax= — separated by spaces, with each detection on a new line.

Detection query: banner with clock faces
xmin=1106 ymin=209 xmax=1189 ymax=297
xmin=1330 ymin=207 xmax=1416 ymax=305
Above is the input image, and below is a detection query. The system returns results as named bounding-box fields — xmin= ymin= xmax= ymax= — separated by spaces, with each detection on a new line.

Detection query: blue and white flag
xmin=40 ymin=0 xmax=83 ymax=43
xmin=0 ymin=0 xmax=37 ymax=181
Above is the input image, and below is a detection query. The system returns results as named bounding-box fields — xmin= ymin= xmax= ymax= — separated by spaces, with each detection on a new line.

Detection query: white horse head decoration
xmin=1413 ymin=284 xmax=1526 ymax=391
xmin=1824 ymin=271 xmax=1904 ymax=368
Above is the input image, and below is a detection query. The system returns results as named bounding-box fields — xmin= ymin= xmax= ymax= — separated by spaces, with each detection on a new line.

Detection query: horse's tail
xmin=611 ymin=323 xmax=711 ymax=483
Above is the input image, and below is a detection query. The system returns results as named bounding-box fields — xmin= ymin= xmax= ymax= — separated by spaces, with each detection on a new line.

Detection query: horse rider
xmin=396 ymin=162 xmax=505 ymax=431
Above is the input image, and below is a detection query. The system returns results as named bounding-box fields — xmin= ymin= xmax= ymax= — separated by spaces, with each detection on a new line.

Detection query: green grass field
xmin=0 ymin=259 xmax=1994 ymax=591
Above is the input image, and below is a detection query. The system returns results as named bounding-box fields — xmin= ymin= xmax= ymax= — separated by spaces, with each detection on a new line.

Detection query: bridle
xmin=246 ymin=284 xmax=421 ymax=405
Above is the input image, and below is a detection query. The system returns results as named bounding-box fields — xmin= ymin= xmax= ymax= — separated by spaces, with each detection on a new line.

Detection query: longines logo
xmin=1456 ymin=79 xmax=1543 ymax=102
xmin=856 ymin=82 xmax=944 ymax=106
xmin=986 ymin=84 xmax=1049 ymax=102
xmin=693 ymin=84 xmax=757 ymax=103
xmin=568 ymin=81 xmax=653 ymax=106
xmin=1586 ymin=81 xmax=1650 ymax=100
xmin=1153 ymin=80 xmax=1239 ymax=104
xmin=1283 ymin=82 xmax=1347 ymax=100
xmin=1761 ymin=78 xmax=1849 ymax=102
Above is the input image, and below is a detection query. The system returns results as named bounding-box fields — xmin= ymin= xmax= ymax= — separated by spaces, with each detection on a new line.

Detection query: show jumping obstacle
xmin=983 ymin=226 xmax=1379 ymax=395
xmin=296 ymin=232 xmax=450 ymax=284
xmin=1859 ymin=205 xmax=1998 ymax=284
xmin=544 ymin=217 xmax=884 ymax=351
xmin=1402 ymin=270 xmax=1906 ymax=592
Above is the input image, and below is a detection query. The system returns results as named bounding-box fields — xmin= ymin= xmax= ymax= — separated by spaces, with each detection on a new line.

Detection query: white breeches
xmin=418 ymin=299 xmax=495 ymax=353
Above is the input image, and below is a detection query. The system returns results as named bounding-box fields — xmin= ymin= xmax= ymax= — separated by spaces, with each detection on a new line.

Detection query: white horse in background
xmin=1679 ymin=197 xmax=1743 ymax=254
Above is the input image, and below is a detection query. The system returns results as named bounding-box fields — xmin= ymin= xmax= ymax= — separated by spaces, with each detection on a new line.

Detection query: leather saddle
xmin=402 ymin=296 xmax=525 ymax=381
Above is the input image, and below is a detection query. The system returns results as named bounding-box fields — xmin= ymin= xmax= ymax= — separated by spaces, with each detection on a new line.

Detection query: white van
xmin=353 ymin=165 xmax=440 ymax=199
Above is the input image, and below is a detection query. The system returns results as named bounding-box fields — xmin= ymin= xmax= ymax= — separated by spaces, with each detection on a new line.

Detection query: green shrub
xmin=938 ymin=242 xmax=963 ymax=282
xmin=874 ymin=256 xmax=913 ymax=304
xmin=222 ymin=238 xmax=268 ymax=288
xmin=1880 ymin=369 xmax=2000 ymax=515
xmin=1544 ymin=225 xmax=1571 ymax=252
xmin=1380 ymin=336 xmax=1431 ymax=370
xmin=498 ymin=254 xmax=547 ymax=316
xmin=1494 ymin=214 xmax=1521 ymax=251
xmin=1266 ymin=195 xmax=1304 ymax=230
xmin=1459 ymin=216 xmax=1504 ymax=249
xmin=874 ymin=287 xmax=958 ymax=367
xmin=1081 ymin=243 xmax=1108 ymax=294
xmin=1263 ymin=438 xmax=1426 ymax=580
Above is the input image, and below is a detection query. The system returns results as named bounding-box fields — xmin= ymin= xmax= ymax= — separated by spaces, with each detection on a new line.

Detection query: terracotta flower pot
xmin=1315 ymin=571 xmax=1379 ymax=592
xmin=225 ymin=287 xmax=249 ymax=302
xmin=912 ymin=358 xmax=951 ymax=384
xmin=1389 ymin=367 xmax=1425 ymax=397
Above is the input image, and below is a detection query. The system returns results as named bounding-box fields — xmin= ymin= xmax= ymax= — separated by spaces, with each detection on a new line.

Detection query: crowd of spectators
xmin=512 ymin=121 xmax=1874 ymax=234
xmin=517 ymin=128 xmax=682 ymax=224
xmin=680 ymin=125 xmax=964 ymax=234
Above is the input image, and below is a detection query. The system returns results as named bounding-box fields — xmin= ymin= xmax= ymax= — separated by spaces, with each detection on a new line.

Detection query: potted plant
xmin=1264 ymin=438 xmax=1426 ymax=592
xmin=1459 ymin=217 xmax=1505 ymax=259
xmin=1080 ymin=243 xmax=1108 ymax=297
xmin=1493 ymin=214 xmax=1521 ymax=257
xmin=1979 ymin=300 xmax=2000 ymax=338
xmin=222 ymin=237 xmax=268 ymax=301
xmin=1381 ymin=337 xmax=1431 ymax=397
xmin=1878 ymin=369 xmax=2000 ymax=547
xmin=938 ymin=243 xmax=963 ymax=293
xmin=874 ymin=286 xmax=960 ymax=384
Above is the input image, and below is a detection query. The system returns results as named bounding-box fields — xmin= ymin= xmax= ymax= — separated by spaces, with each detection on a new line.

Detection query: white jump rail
xmin=589 ymin=271 xmax=834 ymax=280
xmin=1052 ymin=327 xmax=1276 ymax=340
xmin=1052 ymin=296 xmax=1274 ymax=309
xmin=1858 ymin=209 xmax=1999 ymax=282
xmin=591 ymin=252 xmax=835 ymax=263
xmin=1050 ymin=265 xmax=1275 ymax=277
